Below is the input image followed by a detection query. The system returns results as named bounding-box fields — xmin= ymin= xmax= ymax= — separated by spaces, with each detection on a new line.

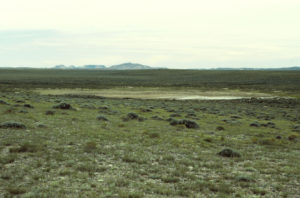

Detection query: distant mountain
xmin=109 ymin=63 xmax=152 ymax=70
xmin=50 ymin=64 xmax=300 ymax=70
xmin=54 ymin=65 xmax=69 ymax=69
xmin=52 ymin=63 xmax=160 ymax=70
xmin=82 ymin=65 xmax=106 ymax=69
xmin=54 ymin=65 xmax=106 ymax=69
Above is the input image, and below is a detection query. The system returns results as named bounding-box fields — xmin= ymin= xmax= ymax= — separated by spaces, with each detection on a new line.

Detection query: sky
xmin=0 ymin=0 xmax=300 ymax=69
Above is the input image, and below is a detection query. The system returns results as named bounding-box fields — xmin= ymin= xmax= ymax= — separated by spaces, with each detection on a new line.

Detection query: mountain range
xmin=53 ymin=63 xmax=300 ymax=70
xmin=54 ymin=63 xmax=157 ymax=70
xmin=1 ymin=63 xmax=299 ymax=70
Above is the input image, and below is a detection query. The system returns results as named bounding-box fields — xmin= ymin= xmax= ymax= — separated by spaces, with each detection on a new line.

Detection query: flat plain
xmin=0 ymin=69 xmax=299 ymax=198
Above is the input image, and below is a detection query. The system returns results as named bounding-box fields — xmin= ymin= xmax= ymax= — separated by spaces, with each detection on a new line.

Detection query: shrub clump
xmin=45 ymin=110 xmax=55 ymax=115
xmin=147 ymin=132 xmax=160 ymax=138
xmin=127 ymin=112 xmax=139 ymax=119
xmin=217 ymin=148 xmax=241 ymax=158
xmin=0 ymin=121 xmax=26 ymax=129
xmin=53 ymin=103 xmax=72 ymax=110
xmin=9 ymin=143 xmax=39 ymax=153
xmin=250 ymin=122 xmax=261 ymax=127
xmin=84 ymin=141 xmax=97 ymax=153
xmin=169 ymin=119 xmax=199 ymax=129
xmin=96 ymin=115 xmax=108 ymax=121
xmin=0 ymin=100 xmax=8 ymax=105
xmin=216 ymin=126 xmax=225 ymax=131
xmin=23 ymin=104 xmax=34 ymax=108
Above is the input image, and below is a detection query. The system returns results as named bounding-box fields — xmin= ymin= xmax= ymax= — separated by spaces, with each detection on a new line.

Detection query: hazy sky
xmin=1 ymin=0 xmax=300 ymax=68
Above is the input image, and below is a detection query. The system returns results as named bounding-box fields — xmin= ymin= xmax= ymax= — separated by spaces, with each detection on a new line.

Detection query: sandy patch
xmin=35 ymin=87 xmax=277 ymax=100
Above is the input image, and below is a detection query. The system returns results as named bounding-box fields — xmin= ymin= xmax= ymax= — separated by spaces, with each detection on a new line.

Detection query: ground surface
xmin=0 ymin=90 xmax=299 ymax=198
xmin=0 ymin=70 xmax=299 ymax=197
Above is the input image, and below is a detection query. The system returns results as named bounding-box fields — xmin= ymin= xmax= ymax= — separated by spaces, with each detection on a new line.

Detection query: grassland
xmin=0 ymin=69 xmax=300 ymax=93
xmin=0 ymin=69 xmax=299 ymax=197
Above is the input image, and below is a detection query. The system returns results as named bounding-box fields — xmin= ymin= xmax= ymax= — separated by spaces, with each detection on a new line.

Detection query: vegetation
xmin=0 ymin=69 xmax=299 ymax=93
xmin=0 ymin=70 xmax=299 ymax=197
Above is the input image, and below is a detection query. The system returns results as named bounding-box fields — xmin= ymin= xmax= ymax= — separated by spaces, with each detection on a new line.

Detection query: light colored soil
xmin=36 ymin=87 xmax=276 ymax=100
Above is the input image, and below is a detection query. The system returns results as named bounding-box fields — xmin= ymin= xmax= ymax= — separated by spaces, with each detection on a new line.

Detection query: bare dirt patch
xmin=36 ymin=87 xmax=277 ymax=100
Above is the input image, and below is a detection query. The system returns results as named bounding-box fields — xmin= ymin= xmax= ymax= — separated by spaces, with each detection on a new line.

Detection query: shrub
xmin=0 ymin=121 xmax=26 ymax=129
xmin=218 ymin=148 xmax=241 ymax=158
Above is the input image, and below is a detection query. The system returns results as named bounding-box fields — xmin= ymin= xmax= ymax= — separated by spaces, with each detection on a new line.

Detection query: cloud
xmin=0 ymin=0 xmax=300 ymax=68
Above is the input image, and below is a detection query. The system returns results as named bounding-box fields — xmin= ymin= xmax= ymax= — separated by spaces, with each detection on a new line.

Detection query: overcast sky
xmin=0 ymin=0 xmax=300 ymax=68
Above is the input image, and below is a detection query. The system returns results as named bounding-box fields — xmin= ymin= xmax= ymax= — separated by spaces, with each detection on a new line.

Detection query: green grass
xmin=0 ymin=83 xmax=299 ymax=197
xmin=0 ymin=69 xmax=300 ymax=94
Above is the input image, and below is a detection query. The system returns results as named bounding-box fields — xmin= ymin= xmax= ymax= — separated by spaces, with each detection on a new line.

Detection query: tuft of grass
xmin=84 ymin=141 xmax=97 ymax=153
xmin=288 ymin=133 xmax=298 ymax=142
xmin=119 ymin=191 xmax=144 ymax=198
xmin=147 ymin=132 xmax=160 ymax=138
xmin=161 ymin=176 xmax=180 ymax=183
xmin=0 ymin=154 xmax=17 ymax=164
xmin=9 ymin=142 xmax=40 ymax=153
xmin=6 ymin=186 xmax=26 ymax=195
xmin=252 ymin=187 xmax=267 ymax=196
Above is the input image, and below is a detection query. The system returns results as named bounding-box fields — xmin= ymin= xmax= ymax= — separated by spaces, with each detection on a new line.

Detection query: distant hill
xmin=54 ymin=65 xmax=106 ymax=69
xmin=109 ymin=63 xmax=152 ymax=70
xmin=53 ymin=63 xmax=158 ymax=70
xmin=3 ymin=64 xmax=299 ymax=70
xmin=54 ymin=65 xmax=69 ymax=69
xmin=82 ymin=65 xmax=106 ymax=69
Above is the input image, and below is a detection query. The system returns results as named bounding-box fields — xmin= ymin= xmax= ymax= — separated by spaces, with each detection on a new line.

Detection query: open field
xmin=0 ymin=69 xmax=300 ymax=95
xmin=0 ymin=70 xmax=300 ymax=197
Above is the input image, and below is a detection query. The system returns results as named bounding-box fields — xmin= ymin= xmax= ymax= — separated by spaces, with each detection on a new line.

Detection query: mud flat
xmin=36 ymin=87 xmax=279 ymax=100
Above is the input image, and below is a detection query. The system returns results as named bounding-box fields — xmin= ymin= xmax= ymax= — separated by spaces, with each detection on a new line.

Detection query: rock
xmin=0 ymin=121 xmax=26 ymax=129
xmin=53 ymin=103 xmax=72 ymax=110
xmin=218 ymin=148 xmax=241 ymax=158
xmin=96 ymin=115 xmax=108 ymax=121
